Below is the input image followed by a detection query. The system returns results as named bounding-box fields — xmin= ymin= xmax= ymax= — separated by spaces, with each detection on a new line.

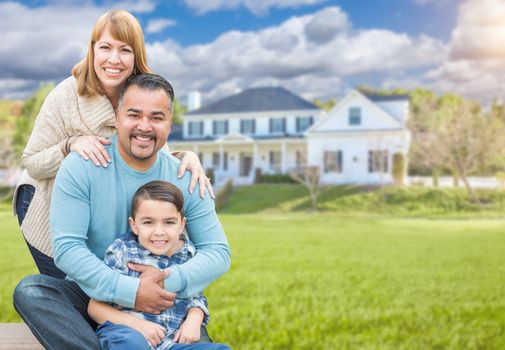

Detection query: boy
xmin=88 ymin=180 xmax=231 ymax=350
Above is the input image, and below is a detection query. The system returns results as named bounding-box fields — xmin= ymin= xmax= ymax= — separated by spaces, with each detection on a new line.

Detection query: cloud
xmin=146 ymin=18 xmax=176 ymax=33
xmin=0 ymin=3 xmax=449 ymax=104
xmin=182 ymin=0 xmax=326 ymax=16
xmin=419 ymin=0 xmax=505 ymax=103
xmin=146 ymin=6 xmax=447 ymax=103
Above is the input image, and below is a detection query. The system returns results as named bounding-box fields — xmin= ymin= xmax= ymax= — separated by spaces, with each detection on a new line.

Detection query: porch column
xmin=219 ymin=143 xmax=224 ymax=172
xmin=253 ymin=143 xmax=258 ymax=175
xmin=281 ymin=142 xmax=287 ymax=173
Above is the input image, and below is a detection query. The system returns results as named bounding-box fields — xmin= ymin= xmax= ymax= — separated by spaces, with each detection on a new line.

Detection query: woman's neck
xmin=104 ymin=88 xmax=119 ymax=110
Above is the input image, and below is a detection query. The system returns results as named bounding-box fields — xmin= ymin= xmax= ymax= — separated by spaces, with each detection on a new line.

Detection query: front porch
xmin=169 ymin=134 xmax=306 ymax=185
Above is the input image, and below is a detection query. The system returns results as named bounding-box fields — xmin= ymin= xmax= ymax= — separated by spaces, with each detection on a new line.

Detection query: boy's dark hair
xmin=119 ymin=73 xmax=175 ymax=112
xmin=131 ymin=180 xmax=184 ymax=219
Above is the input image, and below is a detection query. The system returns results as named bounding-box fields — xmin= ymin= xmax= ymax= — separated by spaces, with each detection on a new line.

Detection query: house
xmin=168 ymin=87 xmax=410 ymax=186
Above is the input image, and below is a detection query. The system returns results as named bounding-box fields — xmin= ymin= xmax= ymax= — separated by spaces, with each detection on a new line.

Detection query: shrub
xmin=392 ymin=153 xmax=406 ymax=186
xmin=256 ymin=174 xmax=297 ymax=184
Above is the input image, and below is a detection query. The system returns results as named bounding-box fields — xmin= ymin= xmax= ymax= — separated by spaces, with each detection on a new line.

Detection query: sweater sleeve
xmin=51 ymin=154 xmax=139 ymax=308
xmin=22 ymin=80 xmax=74 ymax=181
xmin=163 ymin=179 xmax=230 ymax=298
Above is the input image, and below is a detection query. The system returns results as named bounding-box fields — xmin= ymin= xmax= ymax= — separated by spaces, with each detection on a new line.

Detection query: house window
xmin=269 ymin=118 xmax=286 ymax=134
xmin=241 ymin=119 xmax=255 ymax=134
xmin=368 ymin=150 xmax=388 ymax=173
xmin=189 ymin=121 xmax=203 ymax=136
xmin=349 ymin=107 xmax=361 ymax=126
xmin=212 ymin=152 xmax=220 ymax=168
xmin=296 ymin=116 xmax=313 ymax=133
xmin=324 ymin=151 xmax=343 ymax=173
xmin=269 ymin=151 xmax=281 ymax=172
xmin=213 ymin=120 xmax=228 ymax=135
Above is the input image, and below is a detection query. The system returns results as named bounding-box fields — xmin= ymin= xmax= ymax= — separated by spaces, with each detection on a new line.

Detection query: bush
xmin=256 ymin=174 xmax=296 ymax=184
xmin=215 ymin=179 xmax=233 ymax=211
xmin=392 ymin=153 xmax=406 ymax=186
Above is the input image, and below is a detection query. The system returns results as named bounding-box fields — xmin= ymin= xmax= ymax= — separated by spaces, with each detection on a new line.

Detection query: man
xmin=13 ymin=74 xmax=230 ymax=350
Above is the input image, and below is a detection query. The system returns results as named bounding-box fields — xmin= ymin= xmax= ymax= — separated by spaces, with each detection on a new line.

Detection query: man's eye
xmin=142 ymin=221 xmax=152 ymax=225
xmin=129 ymin=114 xmax=139 ymax=118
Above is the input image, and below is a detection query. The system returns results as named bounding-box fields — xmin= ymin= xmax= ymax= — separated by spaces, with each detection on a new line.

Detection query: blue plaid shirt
xmin=103 ymin=232 xmax=210 ymax=350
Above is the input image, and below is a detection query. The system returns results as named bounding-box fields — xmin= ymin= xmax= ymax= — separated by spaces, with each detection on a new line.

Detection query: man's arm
xmin=50 ymin=154 xmax=172 ymax=311
xmin=161 ymin=174 xmax=231 ymax=298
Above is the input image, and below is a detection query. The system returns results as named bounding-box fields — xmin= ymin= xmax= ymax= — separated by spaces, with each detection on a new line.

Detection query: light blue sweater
xmin=50 ymin=135 xmax=230 ymax=308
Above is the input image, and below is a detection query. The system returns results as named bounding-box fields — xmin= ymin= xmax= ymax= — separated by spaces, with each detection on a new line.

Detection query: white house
xmin=168 ymin=87 xmax=410 ymax=186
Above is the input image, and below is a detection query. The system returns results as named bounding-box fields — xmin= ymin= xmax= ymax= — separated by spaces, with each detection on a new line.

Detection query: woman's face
xmin=93 ymin=28 xmax=135 ymax=96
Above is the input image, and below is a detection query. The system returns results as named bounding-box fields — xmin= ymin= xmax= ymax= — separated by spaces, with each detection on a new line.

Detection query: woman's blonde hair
xmin=72 ymin=9 xmax=152 ymax=96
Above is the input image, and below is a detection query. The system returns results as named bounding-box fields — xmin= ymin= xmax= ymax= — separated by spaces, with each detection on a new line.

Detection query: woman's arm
xmin=88 ymin=299 xmax=165 ymax=347
xmin=171 ymin=150 xmax=215 ymax=199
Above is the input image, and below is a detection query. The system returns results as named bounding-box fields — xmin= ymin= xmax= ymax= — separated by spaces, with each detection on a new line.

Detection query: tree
xmin=13 ymin=83 xmax=54 ymax=161
xmin=313 ymin=98 xmax=336 ymax=111
xmin=287 ymin=150 xmax=320 ymax=211
xmin=172 ymin=96 xmax=186 ymax=125
xmin=430 ymin=95 xmax=505 ymax=202
xmin=288 ymin=165 xmax=320 ymax=212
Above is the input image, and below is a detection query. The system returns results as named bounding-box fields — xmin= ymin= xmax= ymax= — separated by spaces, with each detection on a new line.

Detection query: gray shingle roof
xmin=186 ymin=87 xmax=320 ymax=115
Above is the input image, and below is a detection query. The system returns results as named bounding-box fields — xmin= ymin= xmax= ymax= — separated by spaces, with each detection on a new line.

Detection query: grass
xmin=2 ymin=203 xmax=504 ymax=349
xmin=221 ymin=184 xmax=505 ymax=218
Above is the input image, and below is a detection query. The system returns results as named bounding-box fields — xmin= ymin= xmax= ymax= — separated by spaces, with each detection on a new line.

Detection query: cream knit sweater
xmin=17 ymin=76 xmax=116 ymax=256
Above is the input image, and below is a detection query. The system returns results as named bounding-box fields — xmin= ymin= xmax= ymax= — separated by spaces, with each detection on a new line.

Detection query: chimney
xmin=187 ymin=91 xmax=201 ymax=111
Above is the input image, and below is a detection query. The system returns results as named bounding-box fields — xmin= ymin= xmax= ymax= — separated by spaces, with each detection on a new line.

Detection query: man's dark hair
xmin=131 ymin=180 xmax=185 ymax=219
xmin=119 ymin=74 xmax=175 ymax=112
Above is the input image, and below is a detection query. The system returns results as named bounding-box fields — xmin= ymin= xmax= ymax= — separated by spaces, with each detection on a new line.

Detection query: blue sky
xmin=0 ymin=0 xmax=503 ymax=105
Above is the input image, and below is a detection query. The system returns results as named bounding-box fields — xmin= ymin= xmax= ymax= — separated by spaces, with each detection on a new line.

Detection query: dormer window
xmin=349 ymin=107 xmax=361 ymax=125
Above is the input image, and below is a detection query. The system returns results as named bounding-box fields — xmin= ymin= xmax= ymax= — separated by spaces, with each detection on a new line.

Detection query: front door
xmin=239 ymin=153 xmax=253 ymax=177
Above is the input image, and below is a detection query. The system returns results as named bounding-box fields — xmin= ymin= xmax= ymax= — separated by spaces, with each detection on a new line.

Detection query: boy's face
xmin=129 ymin=199 xmax=186 ymax=256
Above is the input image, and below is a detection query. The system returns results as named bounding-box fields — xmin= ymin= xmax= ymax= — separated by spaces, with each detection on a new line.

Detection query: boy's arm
xmin=173 ymin=308 xmax=205 ymax=344
xmin=161 ymin=178 xmax=231 ymax=298
xmin=88 ymin=300 xmax=165 ymax=348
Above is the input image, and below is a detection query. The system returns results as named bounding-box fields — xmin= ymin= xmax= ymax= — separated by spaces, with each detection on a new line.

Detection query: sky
xmin=0 ymin=0 xmax=504 ymax=106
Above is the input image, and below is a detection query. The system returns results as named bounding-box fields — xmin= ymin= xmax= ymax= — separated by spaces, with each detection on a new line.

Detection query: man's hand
xmin=129 ymin=263 xmax=176 ymax=314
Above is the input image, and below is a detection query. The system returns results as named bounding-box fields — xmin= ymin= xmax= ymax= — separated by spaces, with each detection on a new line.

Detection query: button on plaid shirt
xmin=103 ymin=231 xmax=210 ymax=350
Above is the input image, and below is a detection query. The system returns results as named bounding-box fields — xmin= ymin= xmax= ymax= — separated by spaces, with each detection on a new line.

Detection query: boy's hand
xmin=173 ymin=309 xmax=204 ymax=344
xmin=129 ymin=318 xmax=166 ymax=348
xmin=173 ymin=320 xmax=201 ymax=344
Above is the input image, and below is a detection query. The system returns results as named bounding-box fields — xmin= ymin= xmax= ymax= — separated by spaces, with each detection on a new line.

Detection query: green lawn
xmin=1 ymin=208 xmax=505 ymax=349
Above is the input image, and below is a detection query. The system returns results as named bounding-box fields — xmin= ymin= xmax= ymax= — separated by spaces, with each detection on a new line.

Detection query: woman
xmin=15 ymin=9 xmax=213 ymax=278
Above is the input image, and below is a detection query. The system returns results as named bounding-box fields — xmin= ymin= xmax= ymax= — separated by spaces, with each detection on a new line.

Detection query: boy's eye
xmin=142 ymin=221 xmax=152 ymax=225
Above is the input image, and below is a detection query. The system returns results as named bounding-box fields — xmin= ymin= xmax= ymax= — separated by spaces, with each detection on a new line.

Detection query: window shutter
xmin=225 ymin=120 xmax=229 ymax=134
xmin=200 ymin=121 xmax=204 ymax=136
xmin=282 ymin=118 xmax=286 ymax=133
xmin=253 ymin=119 xmax=256 ymax=134
xmin=269 ymin=118 xmax=272 ymax=133
xmin=296 ymin=117 xmax=300 ymax=132
xmin=212 ymin=121 xmax=216 ymax=135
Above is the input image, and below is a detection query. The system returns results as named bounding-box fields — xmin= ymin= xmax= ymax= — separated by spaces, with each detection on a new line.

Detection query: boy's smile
xmin=129 ymin=199 xmax=186 ymax=256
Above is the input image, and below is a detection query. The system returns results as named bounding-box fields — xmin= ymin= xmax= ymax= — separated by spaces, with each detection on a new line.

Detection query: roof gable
xmin=186 ymin=87 xmax=320 ymax=115
xmin=307 ymin=90 xmax=405 ymax=134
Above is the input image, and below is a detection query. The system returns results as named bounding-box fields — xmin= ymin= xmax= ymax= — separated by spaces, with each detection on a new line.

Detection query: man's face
xmin=115 ymin=85 xmax=172 ymax=171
